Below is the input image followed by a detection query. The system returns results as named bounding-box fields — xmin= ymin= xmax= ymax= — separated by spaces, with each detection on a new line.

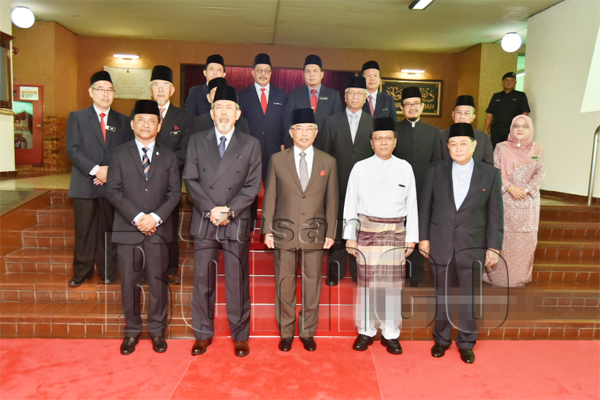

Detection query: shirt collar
xmin=406 ymin=118 xmax=420 ymax=128
xmin=346 ymin=108 xmax=362 ymax=119
xmin=308 ymin=85 xmax=321 ymax=97
xmin=157 ymin=101 xmax=170 ymax=113
xmin=215 ymin=126 xmax=235 ymax=144
xmin=93 ymin=104 xmax=110 ymax=119
xmin=452 ymin=157 xmax=474 ymax=172
xmin=254 ymin=82 xmax=270 ymax=92
xmin=135 ymin=138 xmax=156 ymax=153
xmin=367 ymin=90 xmax=378 ymax=97
xmin=294 ymin=145 xmax=314 ymax=158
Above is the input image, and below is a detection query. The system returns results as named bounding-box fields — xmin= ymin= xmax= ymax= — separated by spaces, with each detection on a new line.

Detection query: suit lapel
xmin=458 ymin=161 xmax=483 ymax=212
xmin=353 ymin=113 xmax=371 ymax=148
xmin=339 ymin=113 xmax=354 ymax=147
xmin=303 ymin=150 xmax=321 ymax=193
xmin=203 ymin=129 xmax=222 ymax=171
xmin=87 ymin=107 xmax=107 ymax=148
xmin=105 ymin=109 xmax=120 ymax=148
xmin=212 ymin=129 xmax=242 ymax=184
xmin=128 ymin=141 xmax=145 ymax=180
xmin=159 ymin=107 xmax=175 ymax=137
xmin=445 ymin=162 xmax=457 ymax=211
xmin=285 ymin=149 xmax=303 ymax=192
xmin=147 ymin=143 xmax=163 ymax=181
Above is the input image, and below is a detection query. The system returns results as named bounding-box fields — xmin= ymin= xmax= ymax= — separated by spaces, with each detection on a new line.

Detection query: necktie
xmin=99 ymin=113 xmax=106 ymax=142
xmin=159 ymin=107 xmax=165 ymax=122
xmin=260 ymin=88 xmax=268 ymax=114
xmin=142 ymin=147 xmax=151 ymax=181
xmin=310 ymin=89 xmax=318 ymax=112
xmin=368 ymin=95 xmax=375 ymax=116
xmin=299 ymin=151 xmax=309 ymax=191
xmin=219 ymin=136 xmax=227 ymax=158
xmin=350 ymin=114 xmax=358 ymax=143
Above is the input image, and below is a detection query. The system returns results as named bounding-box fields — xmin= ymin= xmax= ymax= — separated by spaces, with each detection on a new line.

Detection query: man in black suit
xmin=66 ymin=71 xmax=132 ymax=287
xmin=361 ymin=61 xmax=397 ymax=120
xmin=107 ymin=100 xmax=181 ymax=355
xmin=239 ymin=53 xmax=287 ymax=182
xmin=322 ymin=76 xmax=374 ymax=285
xmin=393 ymin=86 xmax=442 ymax=287
xmin=183 ymin=85 xmax=262 ymax=358
xmin=440 ymin=95 xmax=493 ymax=165
xmin=284 ymin=54 xmax=343 ymax=149
xmin=185 ymin=54 xmax=226 ymax=117
xmin=419 ymin=123 xmax=503 ymax=364
xmin=192 ymin=77 xmax=250 ymax=134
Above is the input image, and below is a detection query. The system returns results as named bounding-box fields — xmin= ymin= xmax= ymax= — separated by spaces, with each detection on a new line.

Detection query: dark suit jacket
xmin=183 ymin=128 xmax=262 ymax=242
xmin=130 ymin=104 xmax=193 ymax=168
xmin=262 ymin=148 xmax=338 ymax=250
xmin=185 ymin=84 xmax=210 ymax=117
xmin=107 ymin=141 xmax=181 ymax=245
xmin=321 ymin=110 xmax=374 ymax=206
xmin=440 ymin=128 xmax=494 ymax=165
xmin=239 ymin=84 xmax=287 ymax=178
xmin=419 ymin=160 xmax=504 ymax=266
xmin=192 ymin=112 xmax=250 ymax=137
xmin=284 ymin=85 xmax=343 ymax=149
xmin=66 ymin=106 xmax=133 ymax=199
xmin=362 ymin=91 xmax=398 ymax=120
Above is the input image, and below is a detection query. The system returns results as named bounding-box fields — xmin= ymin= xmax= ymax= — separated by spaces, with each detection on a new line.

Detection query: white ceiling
xmin=11 ymin=0 xmax=563 ymax=53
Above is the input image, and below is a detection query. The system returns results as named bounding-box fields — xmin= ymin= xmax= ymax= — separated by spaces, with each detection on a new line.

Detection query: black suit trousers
xmin=72 ymin=197 xmax=117 ymax=280
xmin=166 ymin=204 xmax=180 ymax=276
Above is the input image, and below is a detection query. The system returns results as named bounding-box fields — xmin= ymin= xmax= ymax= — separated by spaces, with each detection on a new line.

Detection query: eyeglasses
xmin=255 ymin=68 xmax=272 ymax=74
xmin=372 ymin=137 xmax=394 ymax=143
xmin=454 ymin=110 xmax=472 ymax=116
xmin=402 ymin=102 xmax=422 ymax=109
xmin=135 ymin=118 xmax=158 ymax=125
xmin=151 ymin=83 xmax=173 ymax=88
xmin=91 ymin=87 xmax=115 ymax=94
xmin=347 ymin=90 xmax=366 ymax=97
xmin=512 ymin=124 xmax=529 ymax=129
xmin=293 ymin=127 xmax=316 ymax=133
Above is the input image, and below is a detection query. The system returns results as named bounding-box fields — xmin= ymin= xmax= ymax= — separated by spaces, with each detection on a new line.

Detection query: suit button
xmin=210 ymin=186 xmax=213 ymax=190
xmin=413 ymin=150 xmax=417 ymax=154
xmin=236 ymin=171 xmax=240 ymax=174
xmin=302 ymin=213 xmax=305 ymax=216
xmin=413 ymin=139 xmax=417 ymax=143
xmin=229 ymin=188 xmax=232 ymax=191
xmin=262 ymin=132 xmax=265 ymax=135
xmin=352 ymin=150 xmax=355 ymax=155
xmin=203 ymin=168 xmax=206 ymax=172
xmin=144 ymin=206 xmax=148 ymax=210
xmin=144 ymin=189 xmax=148 ymax=192
xmin=302 ymin=196 xmax=306 ymax=199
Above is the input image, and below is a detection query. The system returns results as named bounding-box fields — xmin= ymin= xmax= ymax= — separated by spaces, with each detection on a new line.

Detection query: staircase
xmin=1 ymin=190 xmax=598 ymax=340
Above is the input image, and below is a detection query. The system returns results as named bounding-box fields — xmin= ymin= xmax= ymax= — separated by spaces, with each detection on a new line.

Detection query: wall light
xmin=516 ymin=72 xmax=525 ymax=78
xmin=113 ymin=54 xmax=140 ymax=60
xmin=401 ymin=69 xmax=426 ymax=74
xmin=11 ymin=7 xmax=35 ymax=29
xmin=408 ymin=0 xmax=434 ymax=10
xmin=501 ymin=33 xmax=522 ymax=53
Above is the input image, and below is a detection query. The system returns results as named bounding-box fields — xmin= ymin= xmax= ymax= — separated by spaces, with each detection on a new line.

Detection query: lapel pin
xmin=320 ymin=170 xmax=326 ymax=176
xmin=482 ymin=188 xmax=486 ymax=191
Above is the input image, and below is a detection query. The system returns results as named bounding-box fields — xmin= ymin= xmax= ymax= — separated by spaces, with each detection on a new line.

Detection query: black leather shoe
xmin=152 ymin=336 xmax=168 ymax=353
xmin=120 ymin=337 xmax=139 ymax=355
xmin=353 ymin=334 xmax=374 ymax=351
xmin=191 ymin=339 xmax=212 ymax=356
xmin=325 ymin=278 xmax=339 ymax=287
xmin=234 ymin=341 xmax=250 ymax=357
xmin=278 ymin=337 xmax=293 ymax=352
xmin=69 ymin=275 xmax=91 ymax=287
xmin=101 ymin=277 xmax=115 ymax=284
xmin=300 ymin=337 xmax=317 ymax=351
xmin=380 ymin=338 xmax=403 ymax=354
xmin=168 ymin=274 xmax=181 ymax=285
xmin=431 ymin=343 xmax=450 ymax=358
xmin=459 ymin=348 xmax=475 ymax=364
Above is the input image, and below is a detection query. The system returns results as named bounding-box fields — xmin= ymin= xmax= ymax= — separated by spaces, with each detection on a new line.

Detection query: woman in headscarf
xmin=483 ymin=115 xmax=545 ymax=287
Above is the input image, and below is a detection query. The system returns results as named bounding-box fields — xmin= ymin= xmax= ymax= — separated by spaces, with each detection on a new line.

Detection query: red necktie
xmin=99 ymin=113 xmax=106 ymax=142
xmin=260 ymin=88 xmax=268 ymax=114
xmin=310 ymin=89 xmax=318 ymax=112
xmin=368 ymin=95 xmax=375 ymax=116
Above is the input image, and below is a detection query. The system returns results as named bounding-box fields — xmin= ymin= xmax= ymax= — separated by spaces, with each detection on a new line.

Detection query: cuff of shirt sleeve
xmin=132 ymin=212 xmax=145 ymax=225
xmin=89 ymin=165 xmax=100 ymax=176
xmin=150 ymin=212 xmax=162 ymax=226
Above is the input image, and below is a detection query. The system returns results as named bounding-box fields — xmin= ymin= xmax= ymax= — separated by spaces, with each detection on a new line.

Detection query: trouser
xmin=166 ymin=204 xmax=180 ymax=276
xmin=491 ymin=124 xmax=510 ymax=149
xmin=327 ymin=200 xmax=357 ymax=282
xmin=356 ymin=286 xmax=403 ymax=339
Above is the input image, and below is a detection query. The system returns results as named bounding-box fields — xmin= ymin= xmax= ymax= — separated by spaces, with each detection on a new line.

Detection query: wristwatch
xmin=227 ymin=206 xmax=235 ymax=220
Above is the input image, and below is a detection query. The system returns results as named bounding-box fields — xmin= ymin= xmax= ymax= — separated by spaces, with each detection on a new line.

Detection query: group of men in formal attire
xmin=65 ymin=51 xmax=505 ymax=364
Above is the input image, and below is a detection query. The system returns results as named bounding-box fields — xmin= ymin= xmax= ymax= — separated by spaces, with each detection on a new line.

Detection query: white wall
xmin=526 ymin=0 xmax=600 ymax=197
xmin=0 ymin=1 xmax=15 ymax=172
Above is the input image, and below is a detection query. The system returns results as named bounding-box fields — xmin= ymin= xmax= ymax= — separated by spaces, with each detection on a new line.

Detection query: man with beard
xmin=192 ymin=77 xmax=250 ymax=134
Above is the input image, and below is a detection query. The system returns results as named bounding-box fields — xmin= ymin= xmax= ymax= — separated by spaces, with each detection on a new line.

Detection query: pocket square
xmin=320 ymin=170 xmax=326 ymax=176
xmin=482 ymin=188 xmax=486 ymax=191
xmin=174 ymin=125 xmax=179 ymax=130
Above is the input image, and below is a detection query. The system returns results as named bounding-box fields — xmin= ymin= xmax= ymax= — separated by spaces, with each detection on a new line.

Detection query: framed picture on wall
xmin=0 ymin=31 xmax=14 ymax=114
xmin=380 ymin=78 xmax=443 ymax=117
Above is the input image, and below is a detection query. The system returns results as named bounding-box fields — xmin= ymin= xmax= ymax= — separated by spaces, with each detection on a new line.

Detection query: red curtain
xmin=180 ymin=64 xmax=355 ymax=106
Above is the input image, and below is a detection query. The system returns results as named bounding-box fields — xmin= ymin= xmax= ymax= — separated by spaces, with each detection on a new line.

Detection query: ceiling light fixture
xmin=408 ymin=0 xmax=434 ymax=10
xmin=401 ymin=69 xmax=425 ymax=74
xmin=113 ymin=54 xmax=139 ymax=60
xmin=501 ymin=33 xmax=522 ymax=53
xmin=11 ymin=7 xmax=35 ymax=29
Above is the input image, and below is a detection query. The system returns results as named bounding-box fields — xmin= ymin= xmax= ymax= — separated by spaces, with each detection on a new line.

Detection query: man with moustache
xmin=393 ymin=86 xmax=442 ymax=287
xmin=360 ymin=61 xmax=397 ymax=120
xmin=419 ymin=123 xmax=503 ymax=364
xmin=66 ymin=71 xmax=132 ymax=287
xmin=262 ymin=108 xmax=338 ymax=352
xmin=322 ymin=76 xmax=374 ymax=286
xmin=441 ymin=95 xmax=493 ymax=164
xmin=185 ymin=54 xmax=226 ymax=117
xmin=192 ymin=77 xmax=250 ymax=134
xmin=183 ymin=85 xmax=262 ymax=357
xmin=284 ymin=54 xmax=343 ymax=149
xmin=107 ymin=100 xmax=181 ymax=355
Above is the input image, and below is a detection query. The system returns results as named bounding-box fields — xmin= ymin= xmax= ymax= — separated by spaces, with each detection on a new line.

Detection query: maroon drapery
xmin=180 ymin=64 xmax=355 ymax=107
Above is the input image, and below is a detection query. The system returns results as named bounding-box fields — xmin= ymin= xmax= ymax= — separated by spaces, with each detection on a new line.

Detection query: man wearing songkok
xmin=262 ymin=108 xmax=338 ymax=352
xmin=321 ymin=76 xmax=374 ymax=286
xmin=393 ymin=86 xmax=442 ymax=288
xmin=66 ymin=70 xmax=132 ymax=287
xmin=192 ymin=77 xmax=250 ymax=134
xmin=441 ymin=95 xmax=493 ymax=165
xmin=107 ymin=100 xmax=181 ymax=355
xmin=284 ymin=54 xmax=342 ymax=149
xmin=185 ymin=54 xmax=227 ymax=117
xmin=239 ymin=53 xmax=287 ymax=182
xmin=484 ymin=71 xmax=530 ymax=148
xmin=419 ymin=122 xmax=503 ymax=364
xmin=360 ymin=61 xmax=397 ymax=120
xmin=183 ymin=85 xmax=262 ymax=358
xmin=344 ymin=117 xmax=418 ymax=355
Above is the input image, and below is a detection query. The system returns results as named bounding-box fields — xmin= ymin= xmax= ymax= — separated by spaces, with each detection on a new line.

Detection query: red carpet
xmin=0 ymin=339 xmax=598 ymax=399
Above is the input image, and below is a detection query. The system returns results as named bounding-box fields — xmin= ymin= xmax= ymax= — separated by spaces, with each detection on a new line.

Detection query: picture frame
xmin=381 ymin=78 xmax=443 ymax=117
xmin=0 ymin=31 xmax=14 ymax=114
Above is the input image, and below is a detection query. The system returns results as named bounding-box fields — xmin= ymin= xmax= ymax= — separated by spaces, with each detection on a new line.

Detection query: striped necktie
xmin=142 ymin=147 xmax=151 ymax=180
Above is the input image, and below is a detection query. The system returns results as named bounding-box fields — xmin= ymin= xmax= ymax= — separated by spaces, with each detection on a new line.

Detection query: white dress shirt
xmin=452 ymin=158 xmax=474 ymax=210
xmin=254 ymin=82 xmax=270 ymax=101
xmin=367 ymin=90 xmax=377 ymax=111
xmin=158 ymin=101 xmax=170 ymax=119
xmin=89 ymin=105 xmax=111 ymax=175
xmin=215 ymin=127 xmax=235 ymax=152
xmin=343 ymin=154 xmax=418 ymax=242
xmin=293 ymin=145 xmax=314 ymax=181
xmin=132 ymin=139 xmax=161 ymax=226
xmin=345 ymin=108 xmax=362 ymax=142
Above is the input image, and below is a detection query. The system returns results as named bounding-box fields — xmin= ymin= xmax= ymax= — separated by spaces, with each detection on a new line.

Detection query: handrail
xmin=587 ymin=125 xmax=600 ymax=206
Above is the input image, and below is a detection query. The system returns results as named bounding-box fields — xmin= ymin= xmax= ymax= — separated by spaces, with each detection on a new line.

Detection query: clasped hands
xmin=210 ymin=206 xmax=231 ymax=226
xmin=420 ymin=240 xmax=499 ymax=269
xmin=93 ymin=166 xmax=108 ymax=186
xmin=136 ymin=214 xmax=157 ymax=236
xmin=508 ymin=185 xmax=528 ymax=200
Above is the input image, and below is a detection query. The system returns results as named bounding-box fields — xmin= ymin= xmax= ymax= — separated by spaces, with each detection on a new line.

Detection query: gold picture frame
xmin=0 ymin=31 xmax=14 ymax=114
xmin=381 ymin=78 xmax=442 ymax=117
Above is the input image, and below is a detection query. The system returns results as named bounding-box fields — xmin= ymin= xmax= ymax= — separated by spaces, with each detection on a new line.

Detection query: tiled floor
xmin=0 ymin=173 xmax=71 ymax=190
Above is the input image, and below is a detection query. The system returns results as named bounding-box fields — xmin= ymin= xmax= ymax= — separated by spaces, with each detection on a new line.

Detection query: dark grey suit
xmin=107 ymin=141 xmax=181 ymax=337
xmin=419 ymin=160 xmax=503 ymax=349
xmin=185 ymin=83 xmax=210 ymax=117
xmin=322 ymin=110 xmax=374 ymax=282
xmin=66 ymin=106 xmax=132 ymax=281
xmin=362 ymin=91 xmax=398 ymax=120
xmin=183 ymin=128 xmax=262 ymax=341
xmin=440 ymin=128 xmax=494 ymax=165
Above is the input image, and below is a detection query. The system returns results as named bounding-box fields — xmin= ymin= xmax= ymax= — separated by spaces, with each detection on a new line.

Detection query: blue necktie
xmin=142 ymin=147 xmax=150 ymax=180
xmin=219 ymin=136 xmax=227 ymax=158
